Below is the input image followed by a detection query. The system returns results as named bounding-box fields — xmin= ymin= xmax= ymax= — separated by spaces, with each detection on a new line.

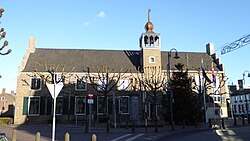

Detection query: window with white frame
xmin=118 ymin=78 xmax=130 ymax=91
xmin=28 ymin=96 xmax=40 ymax=115
xmin=30 ymin=77 xmax=42 ymax=90
xmin=149 ymin=56 xmax=155 ymax=63
xmin=214 ymin=95 xmax=221 ymax=103
xmin=75 ymin=78 xmax=87 ymax=91
xmin=97 ymin=96 xmax=108 ymax=115
xmin=119 ymin=96 xmax=129 ymax=114
xmin=1 ymin=96 xmax=5 ymax=101
xmin=194 ymin=75 xmax=204 ymax=91
xmin=55 ymin=97 xmax=63 ymax=115
xmin=75 ymin=96 xmax=86 ymax=115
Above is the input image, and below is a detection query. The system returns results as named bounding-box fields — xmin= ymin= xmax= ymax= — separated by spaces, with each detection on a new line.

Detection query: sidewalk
xmin=0 ymin=118 xmax=247 ymax=141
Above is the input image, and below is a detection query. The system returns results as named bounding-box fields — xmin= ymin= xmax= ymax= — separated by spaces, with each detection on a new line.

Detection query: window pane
xmin=56 ymin=97 xmax=63 ymax=114
xmin=75 ymin=97 xmax=86 ymax=115
xmin=30 ymin=78 xmax=42 ymax=90
xmin=120 ymin=96 xmax=129 ymax=114
xmin=97 ymin=96 xmax=107 ymax=115
xmin=75 ymin=78 xmax=87 ymax=91
xmin=29 ymin=97 xmax=40 ymax=115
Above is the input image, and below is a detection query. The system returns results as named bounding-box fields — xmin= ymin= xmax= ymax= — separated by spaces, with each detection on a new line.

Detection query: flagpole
xmin=202 ymin=76 xmax=208 ymax=123
xmin=212 ymin=62 xmax=216 ymax=121
xmin=201 ymin=58 xmax=208 ymax=123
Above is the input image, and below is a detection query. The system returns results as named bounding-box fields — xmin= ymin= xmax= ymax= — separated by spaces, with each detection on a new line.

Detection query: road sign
xmin=88 ymin=91 xmax=94 ymax=104
xmin=46 ymin=82 xmax=64 ymax=99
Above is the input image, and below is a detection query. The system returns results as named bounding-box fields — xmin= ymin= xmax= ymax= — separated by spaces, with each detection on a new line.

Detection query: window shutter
xmin=46 ymin=98 xmax=52 ymax=115
xmin=22 ymin=97 xmax=28 ymax=115
xmin=40 ymin=96 xmax=46 ymax=115
xmin=63 ymin=96 xmax=69 ymax=115
xmin=69 ymin=96 xmax=75 ymax=114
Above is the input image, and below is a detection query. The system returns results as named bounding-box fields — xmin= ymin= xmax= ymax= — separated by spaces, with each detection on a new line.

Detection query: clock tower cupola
xmin=140 ymin=9 xmax=161 ymax=69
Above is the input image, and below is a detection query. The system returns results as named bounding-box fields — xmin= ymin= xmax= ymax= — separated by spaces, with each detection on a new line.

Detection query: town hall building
xmin=14 ymin=11 xmax=228 ymax=125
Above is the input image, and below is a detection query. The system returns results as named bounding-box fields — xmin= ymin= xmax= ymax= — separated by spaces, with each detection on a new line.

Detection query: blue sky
xmin=1 ymin=0 xmax=250 ymax=93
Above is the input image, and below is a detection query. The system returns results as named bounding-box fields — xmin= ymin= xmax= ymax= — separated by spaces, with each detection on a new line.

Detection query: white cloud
xmin=97 ymin=11 xmax=106 ymax=18
xmin=84 ymin=21 xmax=91 ymax=26
xmin=83 ymin=11 xmax=106 ymax=27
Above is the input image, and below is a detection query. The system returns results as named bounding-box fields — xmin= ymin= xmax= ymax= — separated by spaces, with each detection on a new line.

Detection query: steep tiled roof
xmin=23 ymin=49 xmax=141 ymax=72
xmin=23 ymin=48 xmax=219 ymax=73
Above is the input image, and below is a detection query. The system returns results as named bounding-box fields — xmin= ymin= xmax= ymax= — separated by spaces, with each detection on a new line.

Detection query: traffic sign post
xmin=46 ymin=82 xmax=64 ymax=141
xmin=88 ymin=91 xmax=94 ymax=132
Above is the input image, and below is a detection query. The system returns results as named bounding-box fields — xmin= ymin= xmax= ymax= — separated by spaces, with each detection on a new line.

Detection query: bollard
xmin=125 ymin=121 xmax=128 ymax=130
xmin=234 ymin=116 xmax=237 ymax=126
xmin=11 ymin=130 xmax=16 ymax=141
xmin=106 ymin=120 xmax=110 ymax=133
xmin=155 ymin=119 xmax=158 ymax=133
xmin=242 ymin=115 xmax=245 ymax=125
xmin=64 ymin=132 xmax=70 ymax=141
xmin=132 ymin=121 xmax=135 ymax=133
xmin=248 ymin=115 xmax=250 ymax=124
xmin=91 ymin=133 xmax=97 ymax=141
xmin=182 ymin=120 xmax=186 ymax=129
xmin=221 ymin=118 xmax=225 ymax=129
xmin=208 ymin=118 xmax=212 ymax=128
xmin=85 ymin=121 xmax=89 ymax=133
xmin=35 ymin=132 xmax=40 ymax=141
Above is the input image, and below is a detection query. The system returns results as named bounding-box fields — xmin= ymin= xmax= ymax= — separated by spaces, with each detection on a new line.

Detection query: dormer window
xmin=30 ymin=77 xmax=42 ymax=90
xmin=149 ymin=56 xmax=155 ymax=63
xmin=75 ymin=78 xmax=87 ymax=91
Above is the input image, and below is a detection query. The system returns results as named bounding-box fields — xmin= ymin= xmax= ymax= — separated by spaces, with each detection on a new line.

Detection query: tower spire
xmin=148 ymin=8 xmax=151 ymax=22
xmin=145 ymin=9 xmax=154 ymax=33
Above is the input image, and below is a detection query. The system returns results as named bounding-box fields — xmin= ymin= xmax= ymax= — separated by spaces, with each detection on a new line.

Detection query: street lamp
xmin=243 ymin=70 xmax=250 ymax=85
xmin=242 ymin=70 xmax=250 ymax=124
xmin=167 ymin=48 xmax=180 ymax=130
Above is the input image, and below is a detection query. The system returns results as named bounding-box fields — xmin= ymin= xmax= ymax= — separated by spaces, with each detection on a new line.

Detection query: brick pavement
xmin=0 ymin=118 xmax=248 ymax=141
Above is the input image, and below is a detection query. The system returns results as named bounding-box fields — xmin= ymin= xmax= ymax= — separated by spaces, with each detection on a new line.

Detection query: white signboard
xmin=88 ymin=99 xmax=94 ymax=104
xmin=46 ymin=82 xmax=64 ymax=99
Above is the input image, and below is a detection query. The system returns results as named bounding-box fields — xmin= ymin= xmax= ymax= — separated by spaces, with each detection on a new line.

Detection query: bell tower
xmin=139 ymin=9 xmax=161 ymax=69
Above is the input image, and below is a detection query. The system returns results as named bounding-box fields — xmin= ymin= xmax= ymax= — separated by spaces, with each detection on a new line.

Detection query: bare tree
xmin=135 ymin=66 xmax=167 ymax=132
xmin=85 ymin=66 xmax=129 ymax=120
xmin=0 ymin=8 xmax=11 ymax=56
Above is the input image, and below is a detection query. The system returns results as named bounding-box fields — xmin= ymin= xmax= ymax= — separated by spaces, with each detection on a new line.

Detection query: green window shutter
xmin=22 ymin=97 xmax=28 ymax=115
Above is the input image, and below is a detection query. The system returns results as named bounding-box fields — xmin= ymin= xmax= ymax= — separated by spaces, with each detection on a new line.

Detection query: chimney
xmin=11 ymin=90 xmax=14 ymax=95
xmin=2 ymin=88 xmax=6 ymax=94
xmin=206 ymin=42 xmax=215 ymax=56
xmin=28 ymin=37 xmax=36 ymax=53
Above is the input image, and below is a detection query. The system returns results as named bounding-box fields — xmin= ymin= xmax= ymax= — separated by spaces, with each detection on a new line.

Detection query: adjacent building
xmin=14 ymin=11 xmax=228 ymax=124
xmin=0 ymin=88 xmax=15 ymax=117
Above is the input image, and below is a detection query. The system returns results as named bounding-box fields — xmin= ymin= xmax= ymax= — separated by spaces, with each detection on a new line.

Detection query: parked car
xmin=0 ymin=133 xmax=8 ymax=141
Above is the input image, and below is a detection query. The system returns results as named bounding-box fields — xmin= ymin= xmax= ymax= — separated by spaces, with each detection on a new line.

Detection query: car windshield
xmin=0 ymin=135 xmax=8 ymax=141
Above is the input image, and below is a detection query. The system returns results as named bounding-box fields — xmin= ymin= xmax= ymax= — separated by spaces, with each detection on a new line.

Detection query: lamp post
xmin=243 ymin=70 xmax=250 ymax=85
xmin=167 ymin=48 xmax=180 ymax=130
xmin=242 ymin=70 xmax=250 ymax=124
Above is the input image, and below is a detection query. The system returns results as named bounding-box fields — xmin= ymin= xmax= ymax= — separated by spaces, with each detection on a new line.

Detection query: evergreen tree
xmin=171 ymin=63 xmax=201 ymax=124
